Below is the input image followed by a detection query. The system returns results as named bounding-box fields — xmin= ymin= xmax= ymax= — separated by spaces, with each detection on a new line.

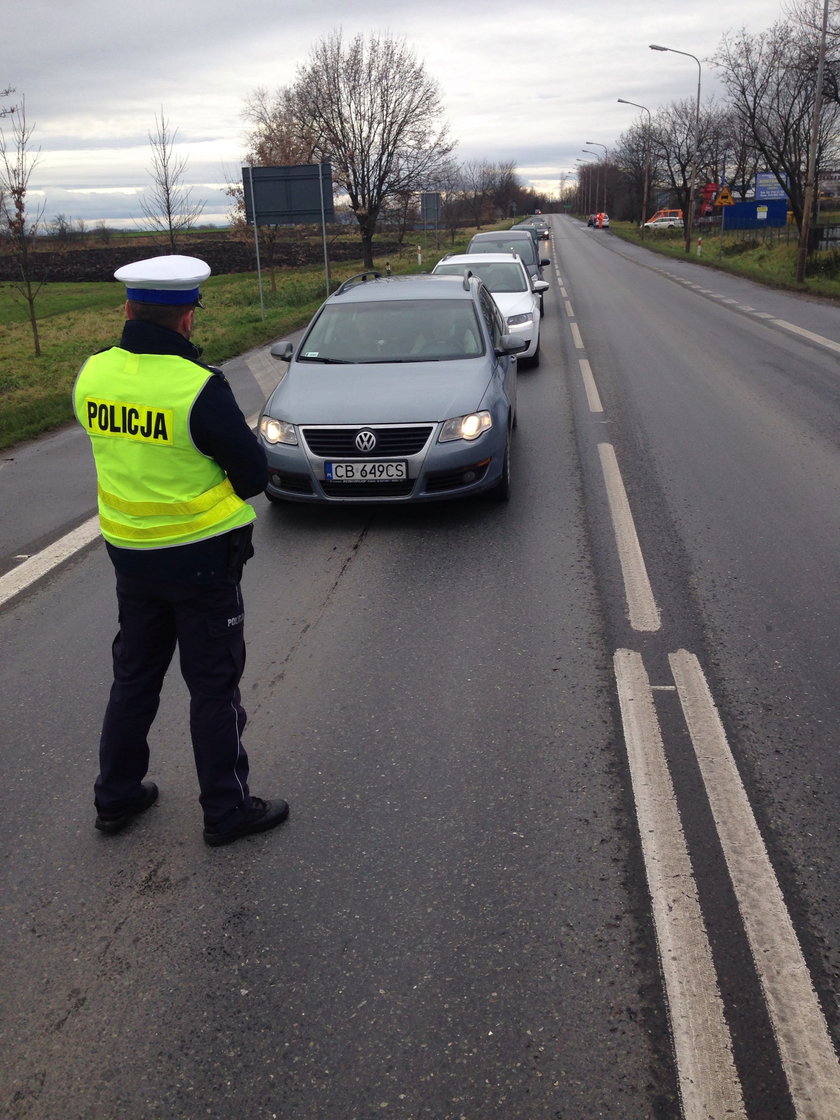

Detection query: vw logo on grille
xmin=355 ymin=429 xmax=377 ymax=453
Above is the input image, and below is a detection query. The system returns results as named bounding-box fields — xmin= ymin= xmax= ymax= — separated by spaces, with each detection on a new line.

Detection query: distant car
xmin=528 ymin=217 xmax=551 ymax=239
xmin=432 ymin=252 xmax=548 ymax=367
xmin=643 ymin=216 xmax=684 ymax=230
xmin=466 ymin=229 xmax=551 ymax=315
xmin=258 ymin=272 xmax=526 ymax=504
xmin=588 ymin=213 xmax=610 ymax=229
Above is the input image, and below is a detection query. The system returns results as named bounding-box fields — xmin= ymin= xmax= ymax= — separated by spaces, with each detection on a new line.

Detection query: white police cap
xmin=115 ymin=255 xmax=211 ymax=306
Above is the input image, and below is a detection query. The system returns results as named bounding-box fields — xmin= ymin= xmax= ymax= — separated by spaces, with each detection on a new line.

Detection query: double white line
xmin=616 ymin=649 xmax=840 ymax=1120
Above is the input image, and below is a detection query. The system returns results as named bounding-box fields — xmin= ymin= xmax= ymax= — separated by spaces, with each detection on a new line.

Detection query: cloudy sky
xmin=5 ymin=0 xmax=789 ymax=228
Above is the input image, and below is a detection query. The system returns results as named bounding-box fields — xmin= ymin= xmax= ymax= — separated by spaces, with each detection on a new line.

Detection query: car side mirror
xmin=270 ymin=341 xmax=294 ymax=362
xmin=540 ymin=258 xmax=551 ymax=267
xmin=498 ymin=334 xmax=529 ymax=355
xmin=532 ymin=280 xmax=550 ymax=293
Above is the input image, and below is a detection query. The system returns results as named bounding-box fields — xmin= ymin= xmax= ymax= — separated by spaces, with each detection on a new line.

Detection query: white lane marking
xmin=570 ymin=322 xmax=584 ymax=349
xmin=564 ymin=300 xmax=575 ymax=318
xmin=670 ymin=650 xmax=840 ymax=1119
xmin=579 ymin=359 xmax=604 ymax=413
xmin=614 ymin=650 xmax=747 ymax=1120
xmin=597 ymin=443 xmax=661 ymax=632
xmin=0 ymin=515 xmax=101 ymax=607
xmin=771 ymin=319 xmax=840 ymax=355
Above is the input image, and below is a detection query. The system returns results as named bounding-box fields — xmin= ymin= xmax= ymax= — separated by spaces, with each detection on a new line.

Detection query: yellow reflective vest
xmin=74 ymin=347 xmax=255 ymax=549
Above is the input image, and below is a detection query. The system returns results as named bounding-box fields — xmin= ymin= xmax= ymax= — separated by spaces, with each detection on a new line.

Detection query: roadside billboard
xmin=242 ymin=164 xmax=335 ymax=226
xmin=754 ymin=172 xmax=789 ymax=202
xmin=723 ymin=200 xmax=788 ymax=229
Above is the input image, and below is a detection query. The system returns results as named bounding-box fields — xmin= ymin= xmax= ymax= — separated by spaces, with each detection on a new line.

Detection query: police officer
xmin=74 ymin=254 xmax=288 ymax=846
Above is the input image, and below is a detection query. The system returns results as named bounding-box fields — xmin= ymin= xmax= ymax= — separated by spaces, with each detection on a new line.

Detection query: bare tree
xmin=431 ymin=160 xmax=466 ymax=244
xmin=0 ymin=98 xmax=46 ymax=356
xmin=785 ymin=0 xmax=840 ymax=106
xmin=460 ymin=160 xmax=494 ymax=228
xmin=648 ymin=99 xmax=727 ymax=224
xmin=1 ymin=85 xmax=18 ymax=119
xmin=613 ymin=120 xmax=659 ymax=223
xmin=139 ymin=110 xmax=205 ymax=250
xmin=713 ymin=16 xmax=840 ymax=231
xmin=488 ymin=160 xmax=521 ymax=219
xmin=242 ymin=86 xmax=318 ymax=167
xmin=286 ymin=30 xmax=455 ymax=267
xmin=48 ymin=212 xmax=74 ymax=246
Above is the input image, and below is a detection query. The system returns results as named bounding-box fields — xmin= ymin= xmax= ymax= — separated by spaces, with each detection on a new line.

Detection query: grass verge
xmin=608 ymin=221 xmax=840 ymax=300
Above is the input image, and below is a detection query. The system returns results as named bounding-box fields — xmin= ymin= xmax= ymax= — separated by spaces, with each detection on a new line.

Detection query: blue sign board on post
xmin=755 ymin=172 xmax=789 ymax=201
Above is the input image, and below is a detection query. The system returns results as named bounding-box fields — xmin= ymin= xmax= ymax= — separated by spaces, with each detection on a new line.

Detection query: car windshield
xmin=434 ymin=262 xmax=528 ymax=293
xmin=470 ymin=238 xmax=537 ymax=265
xmin=298 ymin=299 xmax=485 ymax=363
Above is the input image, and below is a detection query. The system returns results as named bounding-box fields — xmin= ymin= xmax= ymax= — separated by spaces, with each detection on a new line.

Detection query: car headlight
xmin=438 ymin=411 xmax=493 ymax=442
xmin=507 ymin=313 xmax=534 ymax=327
xmin=259 ymin=416 xmax=298 ymax=445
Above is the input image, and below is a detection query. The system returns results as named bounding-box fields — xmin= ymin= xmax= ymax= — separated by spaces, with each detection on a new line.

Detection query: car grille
xmin=301 ymin=425 xmax=434 ymax=457
xmin=321 ymin=479 xmax=415 ymax=498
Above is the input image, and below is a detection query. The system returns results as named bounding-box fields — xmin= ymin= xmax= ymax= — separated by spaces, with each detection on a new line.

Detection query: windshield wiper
xmin=300 ymin=356 xmax=352 ymax=364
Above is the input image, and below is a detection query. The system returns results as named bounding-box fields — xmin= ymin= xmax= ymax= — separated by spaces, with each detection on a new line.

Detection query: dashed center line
xmin=597 ymin=443 xmax=661 ymax=633
xmin=579 ymin=359 xmax=603 ymax=414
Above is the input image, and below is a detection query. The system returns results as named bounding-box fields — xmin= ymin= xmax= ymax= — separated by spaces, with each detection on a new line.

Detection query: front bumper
xmin=261 ymin=421 xmax=508 ymax=503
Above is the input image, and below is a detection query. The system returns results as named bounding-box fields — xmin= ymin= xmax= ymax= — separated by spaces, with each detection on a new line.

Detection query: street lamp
xmin=586 ymin=142 xmax=608 ymax=211
xmin=650 ymin=43 xmax=701 ymax=253
xmin=797 ymin=0 xmax=831 ymax=282
xmin=575 ymin=158 xmax=593 ymax=215
xmin=618 ymin=99 xmax=652 ymax=233
xmin=582 ymin=150 xmax=604 ymax=213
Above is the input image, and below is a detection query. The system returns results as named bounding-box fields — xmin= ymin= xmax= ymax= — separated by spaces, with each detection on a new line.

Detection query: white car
xmin=643 ymin=216 xmax=684 ymax=230
xmin=432 ymin=253 xmax=548 ymax=367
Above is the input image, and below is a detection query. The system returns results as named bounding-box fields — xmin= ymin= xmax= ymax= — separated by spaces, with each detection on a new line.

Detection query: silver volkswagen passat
xmin=258 ymin=272 xmax=526 ymax=504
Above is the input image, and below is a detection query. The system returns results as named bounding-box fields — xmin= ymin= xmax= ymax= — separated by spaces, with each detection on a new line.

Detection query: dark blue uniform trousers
xmin=95 ymin=571 xmax=252 ymax=828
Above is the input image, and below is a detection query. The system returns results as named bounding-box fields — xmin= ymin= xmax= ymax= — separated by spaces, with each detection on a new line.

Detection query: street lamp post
xmin=575 ymin=157 xmax=594 ymax=215
xmin=617 ymin=99 xmax=652 ymax=235
xmin=586 ymin=142 xmax=608 ymax=211
xmin=582 ymin=150 xmax=604 ymax=214
xmin=650 ymin=44 xmax=701 ymax=254
xmin=797 ymin=0 xmax=831 ymax=283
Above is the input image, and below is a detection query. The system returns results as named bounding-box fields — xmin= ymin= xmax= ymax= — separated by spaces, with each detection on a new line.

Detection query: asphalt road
xmin=2 ymin=217 xmax=839 ymax=1119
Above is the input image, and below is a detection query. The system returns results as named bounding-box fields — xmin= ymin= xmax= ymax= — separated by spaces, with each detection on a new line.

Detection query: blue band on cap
xmin=126 ymin=286 xmax=201 ymax=305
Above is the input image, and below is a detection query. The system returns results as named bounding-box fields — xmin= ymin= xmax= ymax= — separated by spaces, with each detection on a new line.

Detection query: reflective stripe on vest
xmin=97 ymin=479 xmax=245 ymax=541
